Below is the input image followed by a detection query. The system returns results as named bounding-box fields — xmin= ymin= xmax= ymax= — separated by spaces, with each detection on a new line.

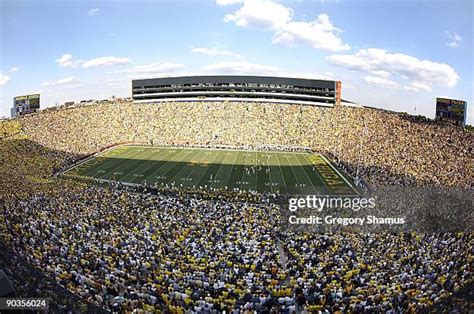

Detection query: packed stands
xmin=17 ymin=101 xmax=472 ymax=188
xmin=0 ymin=101 xmax=472 ymax=312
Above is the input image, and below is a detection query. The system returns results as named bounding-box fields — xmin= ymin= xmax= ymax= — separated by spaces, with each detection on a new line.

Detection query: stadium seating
xmin=0 ymin=101 xmax=472 ymax=312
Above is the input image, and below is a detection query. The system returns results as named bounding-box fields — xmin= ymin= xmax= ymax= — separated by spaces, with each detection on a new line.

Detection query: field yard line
xmin=80 ymin=146 xmax=143 ymax=179
xmin=295 ymin=154 xmax=330 ymax=195
xmin=144 ymin=148 xmax=183 ymax=181
xmin=282 ymin=153 xmax=305 ymax=194
xmin=320 ymin=154 xmax=359 ymax=195
xmin=193 ymin=149 xmax=224 ymax=188
xmin=63 ymin=146 xmax=114 ymax=174
xmin=171 ymin=149 xmax=203 ymax=185
xmin=210 ymin=150 xmax=237 ymax=189
xmin=274 ymin=153 xmax=291 ymax=195
xmin=237 ymin=151 xmax=252 ymax=192
xmin=181 ymin=149 xmax=219 ymax=186
xmin=129 ymin=148 xmax=177 ymax=184
xmin=265 ymin=153 xmax=273 ymax=194
xmin=152 ymin=149 xmax=193 ymax=185
xmin=167 ymin=149 xmax=202 ymax=184
xmin=266 ymin=153 xmax=286 ymax=194
xmin=311 ymin=154 xmax=330 ymax=193
xmin=307 ymin=154 xmax=329 ymax=191
xmin=292 ymin=154 xmax=321 ymax=193
xmin=67 ymin=148 xmax=118 ymax=177
xmin=117 ymin=147 xmax=167 ymax=183
xmin=88 ymin=147 xmax=149 ymax=179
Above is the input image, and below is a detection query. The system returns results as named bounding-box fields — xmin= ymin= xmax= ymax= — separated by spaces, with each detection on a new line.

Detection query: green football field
xmin=64 ymin=145 xmax=358 ymax=195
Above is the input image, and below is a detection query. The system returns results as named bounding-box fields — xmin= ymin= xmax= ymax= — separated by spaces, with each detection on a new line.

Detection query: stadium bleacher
xmin=0 ymin=100 xmax=472 ymax=312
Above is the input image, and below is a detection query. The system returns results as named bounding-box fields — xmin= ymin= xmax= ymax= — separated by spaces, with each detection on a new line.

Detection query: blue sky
xmin=0 ymin=0 xmax=472 ymax=123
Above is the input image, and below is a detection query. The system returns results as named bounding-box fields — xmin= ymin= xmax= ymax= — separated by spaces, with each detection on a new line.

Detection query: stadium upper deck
xmin=132 ymin=75 xmax=342 ymax=106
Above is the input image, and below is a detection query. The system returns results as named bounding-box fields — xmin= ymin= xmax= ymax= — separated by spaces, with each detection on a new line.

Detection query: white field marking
xmin=274 ymin=153 xmax=289 ymax=193
xmin=180 ymin=177 xmax=193 ymax=182
xmin=118 ymin=146 xmax=164 ymax=183
xmin=166 ymin=149 xmax=202 ymax=184
xmin=210 ymin=147 xmax=240 ymax=190
xmin=113 ymin=172 xmax=123 ymax=175
xmin=292 ymin=153 xmax=320 ymax=193
xmin=62 ymin=145 xmax=124 ymax=174
xmin=236 ymin=181 xmax=250 ymax=185
xmin=319 ymin=154 xmax=359 ymax=195
xmin=97 ymin=170 xmax=106 ymax=173
xmin=140 ymin=148 xmax=183 ymax=183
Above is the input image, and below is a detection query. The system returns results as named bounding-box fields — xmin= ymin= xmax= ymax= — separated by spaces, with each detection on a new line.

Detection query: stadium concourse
xmin=0 ymin=100 xmax=473 ymax=312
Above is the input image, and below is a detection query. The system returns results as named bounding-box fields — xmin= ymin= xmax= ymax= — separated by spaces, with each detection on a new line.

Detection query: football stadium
xmin=1 ymin=93 xmax=473 ymax=312
xmin=1 ymin=0 xmax=473 ymax=312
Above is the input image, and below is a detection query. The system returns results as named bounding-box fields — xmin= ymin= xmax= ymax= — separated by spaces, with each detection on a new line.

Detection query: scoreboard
xmin=435 ymin=97 xmax=467 ymax=127
xmin=12 ymin=94 xmax=40 ymax=117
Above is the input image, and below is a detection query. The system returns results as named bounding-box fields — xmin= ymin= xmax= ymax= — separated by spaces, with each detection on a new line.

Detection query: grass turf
xmin=64 ymin=145 xmax=358 ymax=195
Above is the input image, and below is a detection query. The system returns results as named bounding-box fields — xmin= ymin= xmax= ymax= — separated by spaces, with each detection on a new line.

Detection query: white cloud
xmin=41 ymin=76 xmax=79 ymax=87
xmin=127 ymin=62 xmax=184 ymax=74
xmin=292 ymin=72 xmax=334 ymax=81
xmin=82 ymin=56 xmax=131 ymax=68
xmin=9 ymin=67 xmax=19 ymax=72
xmin=0 ymin=74 xmax=11 ymax=86
xmin=404 ymin=81 xmax=432 ymax=92
xmin=327 ymin=48 xmax=459 ymax=91
xmin=368 ymin=70 xmax=391 ymax=78
xmin=109 ymin=62 xmax=185 ymax=79
xmin=191 ymin=47 xmax=242 ymax=59
xmin=272 ymin=14 xmax=350 ymax=51
xmin=203 ymin=61 xmax=280 ymax=75
xmin=281 ymin=72 xmax=335 ymax=80
xmin=445 ymin=31 xmax=462 ymax=48
xmin=201 ymin=63 xmax=335 ymax=80
xmin=446 ymin=41 xmax=458 ymax=48
xmin=56 ymin=54 xmax=81 ymax=68
xmin=88 ymin=8 xmax=99 ymax=16
xmin=56 ymin=54 xmax=131 ymax=68
xmin=222 ymin=0 xmax=349 ymax=51
xmin=216 ymin=0 xmax=243 ymax=5
xmin=363 ymin=75 xmax=399 ymax=89
xmin=224 ymin=0 xmax=293 ymax=30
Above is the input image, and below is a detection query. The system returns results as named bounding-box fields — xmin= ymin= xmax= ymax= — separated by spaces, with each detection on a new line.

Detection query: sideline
xmin=320 ymin=154 xmax=359 ymax=195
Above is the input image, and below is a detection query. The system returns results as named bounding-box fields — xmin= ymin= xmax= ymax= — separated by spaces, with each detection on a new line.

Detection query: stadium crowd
xmin=0 ymin=101 xmax=473 ymax=312
xmin=17 ymin=101 xmax=472 ymax=188
xmin=3 ymin=186 xmax=472 ymax=312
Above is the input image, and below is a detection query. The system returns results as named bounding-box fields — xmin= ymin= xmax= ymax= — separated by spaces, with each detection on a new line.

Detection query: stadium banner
xmin=435 ymin=97 xmax=467 ymax=126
